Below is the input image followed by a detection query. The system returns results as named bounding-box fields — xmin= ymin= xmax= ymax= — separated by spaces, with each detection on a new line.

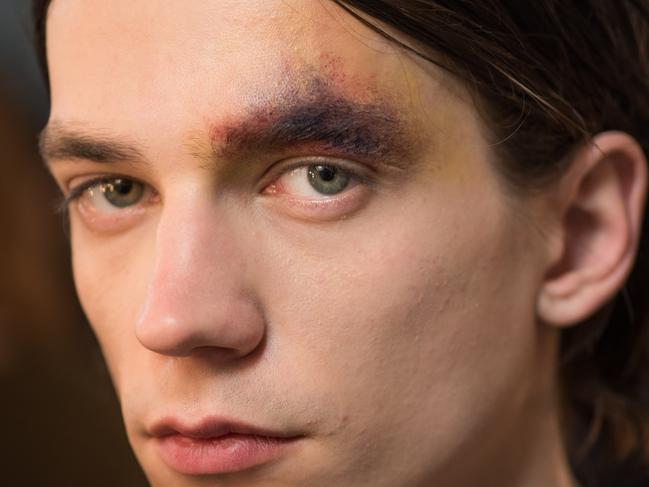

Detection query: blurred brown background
xmin=0 ymin=2 xmax=147 ymax=485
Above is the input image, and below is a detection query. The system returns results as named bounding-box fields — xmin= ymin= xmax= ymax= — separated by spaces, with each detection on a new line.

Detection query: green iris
xmin=100 ymin=179 xmax=144 ymax=208
xmin=307 ymin=165 xmax=350 ymax=195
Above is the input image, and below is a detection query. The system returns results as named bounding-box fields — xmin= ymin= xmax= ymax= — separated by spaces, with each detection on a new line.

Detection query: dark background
xmin=0 ymin=1 xmax=147 ymax=485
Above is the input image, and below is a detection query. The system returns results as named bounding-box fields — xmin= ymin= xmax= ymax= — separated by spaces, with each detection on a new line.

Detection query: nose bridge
xmin=154 ymin=196 xmax=233 ymax=297
xmin=135 ymin=193 xmax=265 ymax=358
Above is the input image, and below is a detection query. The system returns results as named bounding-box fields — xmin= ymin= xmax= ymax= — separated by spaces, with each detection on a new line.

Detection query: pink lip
xmin=150 ymin=417 xmax=304 ymax=475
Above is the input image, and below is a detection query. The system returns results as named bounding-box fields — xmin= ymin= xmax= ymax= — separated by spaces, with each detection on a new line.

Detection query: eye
xmin=65 ymin=176 xmax=153 ymax=215
xmin=270 ymin=163 xmax=359 ymax=199
xmin=261 ymin=159 xmax=374 ymax=221
xmin=91 ymin=178 xmax=145 ymax=208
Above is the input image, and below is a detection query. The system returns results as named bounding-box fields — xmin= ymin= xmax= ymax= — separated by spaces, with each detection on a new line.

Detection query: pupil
xmin=114 ymin=179 xmax=132 ymax=195
xmin=316 ymin=165 xmax=336 ymax=181
xmin=101 ymin=178 xmax=144 ymax=208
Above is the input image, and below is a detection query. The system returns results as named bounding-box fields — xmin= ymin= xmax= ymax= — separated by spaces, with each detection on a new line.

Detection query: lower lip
xmin=156 ymin=433 xmax=301 ymax=475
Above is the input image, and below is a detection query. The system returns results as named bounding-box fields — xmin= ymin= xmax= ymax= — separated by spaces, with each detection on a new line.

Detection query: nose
xmin=135 ymin=195 xmax=266 ymax=359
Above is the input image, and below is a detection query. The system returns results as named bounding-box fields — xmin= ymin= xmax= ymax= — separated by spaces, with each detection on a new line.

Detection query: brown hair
xmin=33 ymin=0 xmax=649 ymax=484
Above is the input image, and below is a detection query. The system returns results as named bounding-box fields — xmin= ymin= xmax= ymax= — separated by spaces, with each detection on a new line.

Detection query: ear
xmin=537 ymin=131 xmax=647 ymax=327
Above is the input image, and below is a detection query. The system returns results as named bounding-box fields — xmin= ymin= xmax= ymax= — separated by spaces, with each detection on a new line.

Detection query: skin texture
xmin=42 ymin=1 xmax=647 ymax=486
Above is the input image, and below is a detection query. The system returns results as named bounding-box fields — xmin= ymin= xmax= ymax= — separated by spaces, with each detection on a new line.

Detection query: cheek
xmin=70 ymin=217 xmax=155 ymax=382
xmin=252 ymin=183 xmax=540 ymax=473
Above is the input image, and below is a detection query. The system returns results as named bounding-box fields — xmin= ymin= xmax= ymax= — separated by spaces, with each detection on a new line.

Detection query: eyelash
xmin=58 ymin=158 xmax=375 ymax=218
xmin=264 ymin=158 xmax=373 ymax=190
xmin=58 ymin=175 xmax=147 ymax=213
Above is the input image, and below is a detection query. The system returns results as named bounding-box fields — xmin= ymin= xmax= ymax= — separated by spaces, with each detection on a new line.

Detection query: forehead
xmin=47 ymin=1 xmax=477 ymax=140
xmin=48 ymin=1 xmax=409 ymax=122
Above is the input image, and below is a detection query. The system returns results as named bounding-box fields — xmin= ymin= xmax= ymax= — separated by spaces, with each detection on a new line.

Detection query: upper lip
xmin=149 ymin=416 xmax=302 ymax=440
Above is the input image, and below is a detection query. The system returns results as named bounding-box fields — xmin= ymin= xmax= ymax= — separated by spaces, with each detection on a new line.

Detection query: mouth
xmin=149 ymin=417 xmax=305 ymax=475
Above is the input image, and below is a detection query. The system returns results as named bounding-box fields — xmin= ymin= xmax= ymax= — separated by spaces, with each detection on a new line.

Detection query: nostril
xmin=190 ymin=342 xmax=266 ymax=363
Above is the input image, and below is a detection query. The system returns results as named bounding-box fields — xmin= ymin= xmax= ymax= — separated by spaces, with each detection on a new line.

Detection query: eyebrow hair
xmin=40 ymin=83 xmax=418 ymax=169
xmin=39 ymin=123 xmax=148 ymax=166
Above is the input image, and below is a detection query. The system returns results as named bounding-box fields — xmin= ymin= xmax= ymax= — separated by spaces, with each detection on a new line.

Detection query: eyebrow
xmin=210 ymin=91 xmax=416 ymax=168
xmin=39 ymin=123 xmax=148 ymax=166
xmin=40 ymin=87 xmax=418 ymax=169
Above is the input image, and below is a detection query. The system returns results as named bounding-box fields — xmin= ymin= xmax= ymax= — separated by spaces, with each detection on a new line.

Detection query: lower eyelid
xmin=260 ymin=183 xmax=371 ymax=221
xmin=73 ymin=200 xmax=150 ymax=234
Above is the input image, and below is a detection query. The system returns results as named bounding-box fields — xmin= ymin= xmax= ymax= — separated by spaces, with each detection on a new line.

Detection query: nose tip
xmin=135 ymin=289 xmax=266 ymax=359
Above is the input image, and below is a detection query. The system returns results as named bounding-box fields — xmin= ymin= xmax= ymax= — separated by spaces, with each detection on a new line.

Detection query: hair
xmin=33 ymin=1 xmax=649 ymax=485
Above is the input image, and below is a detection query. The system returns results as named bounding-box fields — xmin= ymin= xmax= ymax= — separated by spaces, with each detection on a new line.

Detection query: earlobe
xmin=537 ymin=132 xmax=648 ymax=328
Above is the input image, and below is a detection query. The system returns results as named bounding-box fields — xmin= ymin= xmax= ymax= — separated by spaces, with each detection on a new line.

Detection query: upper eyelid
xmin=62 ymin=175 xmax=148 ymax=209
xmin=268 ymin=157 xmax=376 ymax=185
xmin=67 ymin=175 xmax=118 ymax=198
xmin=61 ymin=158 xmax=371 ymax=206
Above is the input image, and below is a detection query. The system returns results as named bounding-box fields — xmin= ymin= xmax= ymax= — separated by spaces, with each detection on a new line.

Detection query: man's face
xmin=44 ymin=1 xmax=552 ymax=485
